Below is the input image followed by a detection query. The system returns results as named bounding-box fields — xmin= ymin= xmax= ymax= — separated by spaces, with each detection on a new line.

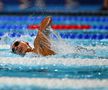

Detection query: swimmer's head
xmin=11 ymin=40 xmax=32 ymax=56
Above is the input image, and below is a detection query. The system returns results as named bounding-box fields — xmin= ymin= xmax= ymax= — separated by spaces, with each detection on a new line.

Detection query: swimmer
xmin=11 ymin=16 xmax=56 ymax=56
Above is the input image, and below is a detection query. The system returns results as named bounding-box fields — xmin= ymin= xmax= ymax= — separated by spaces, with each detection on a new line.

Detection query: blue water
xmin=0 ymin=15 xmax=108 ymax=90
xmin=0 ymin=33 xmax=108 ymax=90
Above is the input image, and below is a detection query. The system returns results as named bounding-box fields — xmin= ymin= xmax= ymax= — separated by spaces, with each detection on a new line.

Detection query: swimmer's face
xmin=11 ymin=41 xmax=29 ymax=55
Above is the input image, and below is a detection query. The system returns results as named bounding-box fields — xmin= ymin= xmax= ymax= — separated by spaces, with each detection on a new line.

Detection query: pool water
xmin=0 ymin=33 xmax=108 ymax=90
xmin=0 ymin=16 xmax=108 ymax=90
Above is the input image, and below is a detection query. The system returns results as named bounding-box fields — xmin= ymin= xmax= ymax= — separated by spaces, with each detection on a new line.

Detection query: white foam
xmin=49 ymin=31 xmax=76 ymax=54
xmin=0 ymin=57 xmax=108 ymax=66
xmin=0 ymin=45 xmax=10 ymax=49
xmin=51 ymin=39 xmax=76 ymax=54
xmin=80 ymin=45 xmax=108 ymax=51
xmin=0 ymin=77 xmax=107 ymax=89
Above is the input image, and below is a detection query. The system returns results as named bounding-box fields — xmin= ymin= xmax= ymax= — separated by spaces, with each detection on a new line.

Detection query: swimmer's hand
xmin=39 ymin=16 xmax=52 ymax=31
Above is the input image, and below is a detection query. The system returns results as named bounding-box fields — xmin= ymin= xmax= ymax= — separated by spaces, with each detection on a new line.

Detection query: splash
xmin=49 ymin=28 xmax=76 ymax=54
xmin=49 ymin=29 xmax=96 ymax=56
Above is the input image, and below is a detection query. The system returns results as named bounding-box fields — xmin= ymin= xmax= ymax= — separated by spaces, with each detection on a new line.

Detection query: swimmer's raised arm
xmin=33 ymin=16 xmax=55 ymax=56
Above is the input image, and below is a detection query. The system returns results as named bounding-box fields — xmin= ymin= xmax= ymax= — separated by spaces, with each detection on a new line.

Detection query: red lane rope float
xmin=52 ymin=25 xmax=91 ymax=30
xmin=27 ymin=25 xmax=39 ymax=30
xmin=27 ymin=25 xmax=91 ymax=30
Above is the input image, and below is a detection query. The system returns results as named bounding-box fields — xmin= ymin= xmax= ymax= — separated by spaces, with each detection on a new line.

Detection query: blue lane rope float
xmin=98 ymin=34 xmax=104 ymax=39
xmin=0 ymin=16 xmax=108 ymax=22
xmin=0 ymin=32 xmax=107 ymax=40
xmin=84 ymin=34 xmax=90 ymax=39
xmin=0 ymin=33 xmax=4 ymax=37
xmin=9 ymin=33 xmax=17 ymax=37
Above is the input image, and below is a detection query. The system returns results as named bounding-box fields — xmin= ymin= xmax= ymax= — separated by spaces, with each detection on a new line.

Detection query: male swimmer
xmin=11 ymin=16 xmax=56 ymax=56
